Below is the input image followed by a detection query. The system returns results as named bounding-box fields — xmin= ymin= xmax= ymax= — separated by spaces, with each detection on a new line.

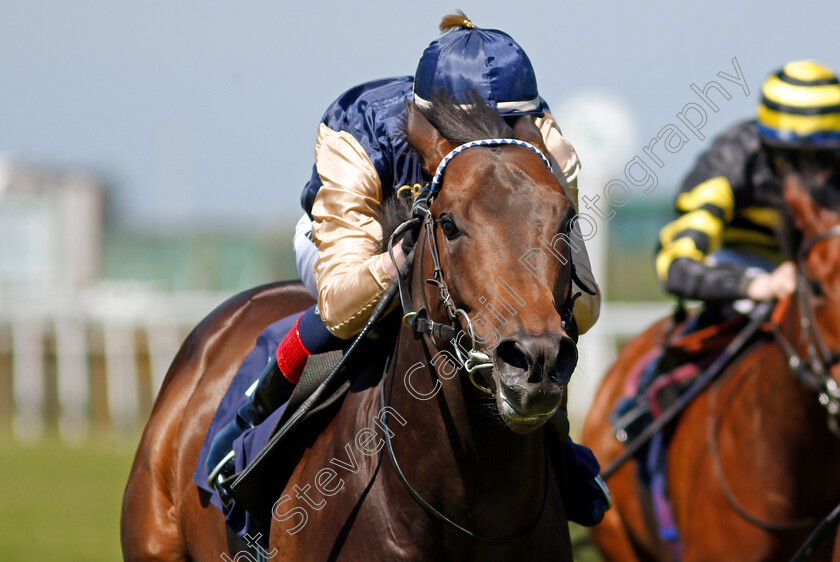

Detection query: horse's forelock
xmin=419 ymin=89 xmax=515 ymax=146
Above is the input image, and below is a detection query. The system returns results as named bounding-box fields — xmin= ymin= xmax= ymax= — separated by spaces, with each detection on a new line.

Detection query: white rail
xmin=0 ymin=287 xmax=228 ymax=441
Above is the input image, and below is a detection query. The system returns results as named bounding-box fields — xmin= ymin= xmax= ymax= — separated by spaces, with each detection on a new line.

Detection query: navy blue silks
xmin=562 ymin=438 xmax=610 ymax=527
xmin=300 ymin=75 xmax=551 ymax=217
xmin=414 ymin=27 xmax=542 ymax=114
xmin=194 ymin=306 xmax=348 ymax=545
xmin=298 ymin=305 xmax=343 ymax=353
xmin=299 ymin=27 xmax=550 ymax=216
xmin=193 ymin=314 xmax=299 ymax=542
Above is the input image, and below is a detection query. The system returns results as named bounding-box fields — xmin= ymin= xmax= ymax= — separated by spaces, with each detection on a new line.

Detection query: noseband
xmin=773 ymin=224 xmax=840 ymax=434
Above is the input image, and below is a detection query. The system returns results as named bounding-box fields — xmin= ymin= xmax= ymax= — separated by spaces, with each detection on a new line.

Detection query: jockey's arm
xmin=535 ymin=113 xmax=601 ymax=335
xmin=309 ymin=123 xmax=396 ymax=340
xmin=656 ymin=176 xmax=743 ymax=300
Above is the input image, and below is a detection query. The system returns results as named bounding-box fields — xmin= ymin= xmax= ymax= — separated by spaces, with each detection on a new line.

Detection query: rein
xmin=600 ymin=301 xmax=775 ymax=480
xmin=377 ymin=137 xmax=584 ymax=543
xmin=706 ymin=353 xmax=820 ymax=531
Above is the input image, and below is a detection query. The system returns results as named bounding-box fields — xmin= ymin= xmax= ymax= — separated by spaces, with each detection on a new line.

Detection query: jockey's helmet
xmin=413 ymin=16 xmax=542 ymax=117
xmin=758 ymin=60 xmax=840 ymax=150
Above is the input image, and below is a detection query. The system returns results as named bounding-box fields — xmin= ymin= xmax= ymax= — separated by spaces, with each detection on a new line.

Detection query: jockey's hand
xmin=385 ymin=240 xmax=408 ymax=279
xmin=746 ymin=261 xmax=797 ymax=301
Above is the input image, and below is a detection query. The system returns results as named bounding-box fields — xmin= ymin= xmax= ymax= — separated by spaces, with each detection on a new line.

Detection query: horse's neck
xmin=746 ymin=299 xmax=840 ymax=493
xmin=380 ymin=327 xmax=549 ymax=534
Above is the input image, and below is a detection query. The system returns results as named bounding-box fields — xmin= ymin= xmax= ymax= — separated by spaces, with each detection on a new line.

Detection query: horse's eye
xmin=440 ymin=217 xmax=460 ymax=240
xmin=810 ymin=279 xmax=824 ymax=298
xmin=560 ymin=208 xmax=576 ymax=236
xmin=561 ymin=220 xmax=573 ymax=235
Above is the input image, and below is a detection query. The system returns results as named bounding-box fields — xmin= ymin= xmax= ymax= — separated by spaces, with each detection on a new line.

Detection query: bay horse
xmin=121 ymin=97 xmax=582 ymax=560
xmin=582 ymin=171 xmax=840 ymax=560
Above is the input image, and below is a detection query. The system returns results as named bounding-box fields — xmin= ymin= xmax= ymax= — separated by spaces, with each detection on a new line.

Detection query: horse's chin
xmin=498 ymin=396 xmax=558 ymax=434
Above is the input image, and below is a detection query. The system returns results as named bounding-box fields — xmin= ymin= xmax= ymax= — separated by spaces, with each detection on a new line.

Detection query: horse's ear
xmin=513 ymin=116 xmax=550 ymax=161
xmin=405 ymin=101 xmax=454 ymax=175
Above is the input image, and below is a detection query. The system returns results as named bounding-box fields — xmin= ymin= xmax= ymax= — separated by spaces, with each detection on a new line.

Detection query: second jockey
xmin=613 ymin=60 xmax=840 ymax=442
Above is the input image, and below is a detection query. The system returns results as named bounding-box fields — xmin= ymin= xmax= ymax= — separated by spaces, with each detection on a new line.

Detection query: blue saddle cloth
xmin=193 ymin=313 xmax=299 ymax=543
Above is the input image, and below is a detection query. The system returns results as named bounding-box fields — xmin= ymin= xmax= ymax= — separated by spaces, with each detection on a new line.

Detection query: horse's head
xmin=782 ymin=162 xmax=840 ymax=428
xmin=403 ymin=97 xmax=579 ymax=434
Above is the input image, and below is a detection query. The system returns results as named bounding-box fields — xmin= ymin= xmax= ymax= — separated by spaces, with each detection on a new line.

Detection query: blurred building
xmin=0 ymin=159 xmax=103 ymax=291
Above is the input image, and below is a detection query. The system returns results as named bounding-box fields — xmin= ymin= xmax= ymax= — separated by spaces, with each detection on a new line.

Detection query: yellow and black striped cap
xmin=758 ymin=60 xmax=840 ymax=148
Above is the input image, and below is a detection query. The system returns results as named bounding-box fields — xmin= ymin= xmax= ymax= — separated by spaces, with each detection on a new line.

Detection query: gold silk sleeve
xmin=310 ymin=124 xmax=393 ymax=339
xmin=535 ymin=113 xmax=601 ymax=335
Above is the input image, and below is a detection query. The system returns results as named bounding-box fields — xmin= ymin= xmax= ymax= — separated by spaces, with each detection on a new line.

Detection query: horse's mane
xmin=380 ymin=197 xmax=413 ymax=253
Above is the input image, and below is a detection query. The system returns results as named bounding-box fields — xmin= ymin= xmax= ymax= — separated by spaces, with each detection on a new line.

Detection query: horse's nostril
xmin=497 ymin=340 xmax=529 ymax=371
xmin=497 ymin=335 xmax=578 ymax=385
xmin=555 ymin=336 xmax=578 ymax=383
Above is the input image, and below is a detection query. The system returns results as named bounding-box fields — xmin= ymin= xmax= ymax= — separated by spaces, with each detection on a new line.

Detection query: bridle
xmin=379 ymin=137 xmax=588 ymax=543
xmin=772 ymin=223 xmax=840 ymax=435
xmin=391 ymin=138 xmax=592 ymax=396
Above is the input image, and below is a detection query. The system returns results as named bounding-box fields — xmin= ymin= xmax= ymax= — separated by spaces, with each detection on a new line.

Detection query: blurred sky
xmin=1 ymin=0 xmax=838 ymax=229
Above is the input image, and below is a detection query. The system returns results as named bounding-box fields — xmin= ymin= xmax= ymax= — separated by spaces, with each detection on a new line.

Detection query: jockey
xmin=657 ymin=60 xmax=840 ymax=309
xmin=206 ymin=12 xmax=608 ymax=525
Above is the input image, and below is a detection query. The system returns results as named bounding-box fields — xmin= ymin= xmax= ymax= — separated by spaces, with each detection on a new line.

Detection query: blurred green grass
xmin=0 ymin=436 xmax=603 ymax=561
xmin=570 ymin=523 xmax=602 ymax=561
xmin=0 ymin=436 xmax=136 ymax=561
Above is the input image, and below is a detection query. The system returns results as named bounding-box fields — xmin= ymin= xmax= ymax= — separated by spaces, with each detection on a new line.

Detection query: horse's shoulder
xmin=159 ymin=280 xmax=314 ymax=398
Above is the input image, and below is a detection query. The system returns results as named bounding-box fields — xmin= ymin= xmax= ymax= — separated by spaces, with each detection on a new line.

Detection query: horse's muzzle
xmin=492 ymin=334 xmax=577 ymax=433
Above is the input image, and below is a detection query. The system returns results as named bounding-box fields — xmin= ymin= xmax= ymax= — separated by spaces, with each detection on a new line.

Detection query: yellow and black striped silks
xmin=655 ymin=119 xmax=789 ymax=301
xmin=657 ymin=175 xmax=784 ymax=283
xmin=657 ymin=176 xmax=733 ymax=282
xmin=758 ymin=60 xmax=840 ymax=147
